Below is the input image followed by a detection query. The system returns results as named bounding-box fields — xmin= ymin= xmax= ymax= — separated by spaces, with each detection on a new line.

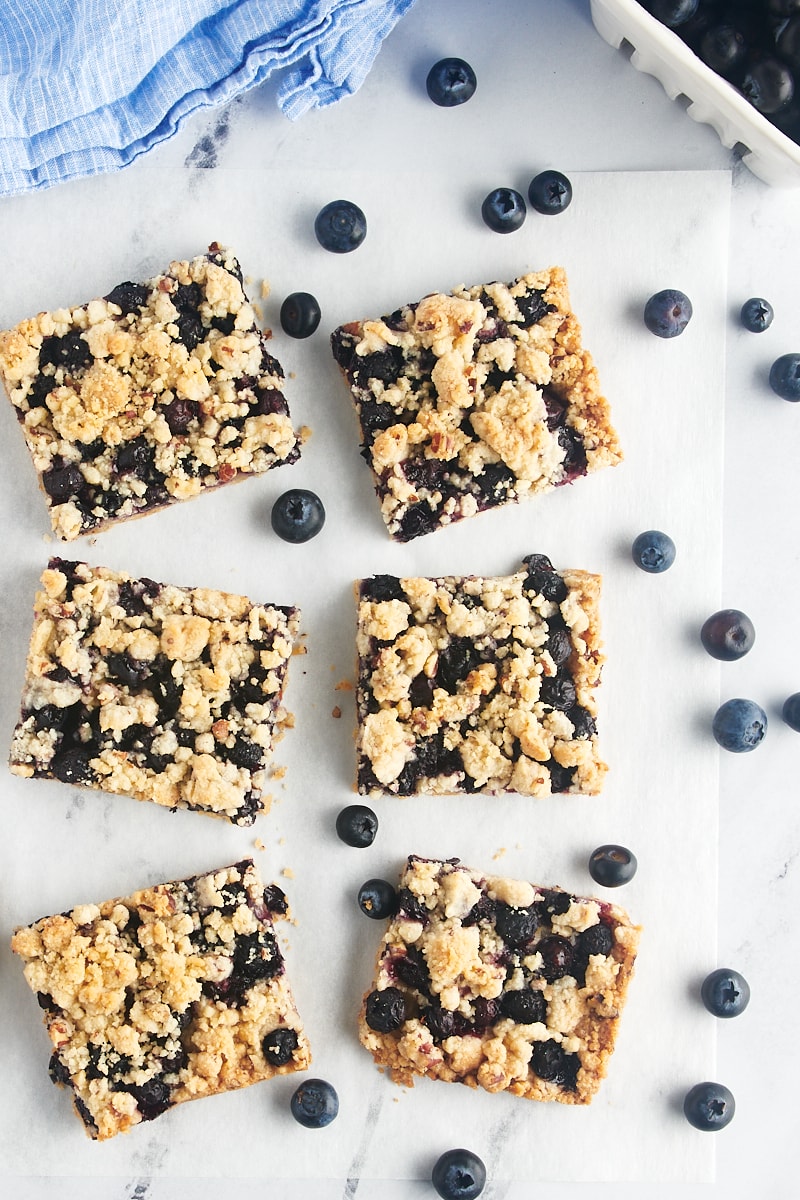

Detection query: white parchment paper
xmin=0 ymin=168 xmax=729 ymax=1183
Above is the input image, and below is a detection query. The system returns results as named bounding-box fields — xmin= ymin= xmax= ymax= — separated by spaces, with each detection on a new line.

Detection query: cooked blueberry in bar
xmin=11 ymin=859 xmax=311 ymax=1140
xmin=0 ymin=243 xmax=300 ymax=540
xmin=331 ymin=267 xmax=620 ymax=541
xmin=355 ymin=555 xmax=606 ymax=797
xmin=9 ymin=559 xmax=300 ymax=824
xmin=358 ymin=856 xmax=640 ymax=1104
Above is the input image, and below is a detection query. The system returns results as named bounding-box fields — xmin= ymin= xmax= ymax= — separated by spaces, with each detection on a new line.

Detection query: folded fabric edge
xmin=0 ymin=0 xmax=417 ymax=198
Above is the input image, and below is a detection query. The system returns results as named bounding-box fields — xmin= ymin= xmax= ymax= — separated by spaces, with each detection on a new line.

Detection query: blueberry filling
xmin=494 ymin=903 xmax=539 ymax=948
xmin=536 ymin=935 xmax=574 ymax=981
xmin=501 ymin=987 xmax=547 ymax=1025
xmin=577 ymin=923 xmax=614 ymax=958
xmin=125 ymin=1077 xmax=172 ymax=1121
xmin=395 ymin=887 xmax=429 ymax=925
xmin=221 ymin=738 xmax=264 ymax=769
xmin=51 ymin=746 xmax=95 ymax=784
xmin=211 ymin=314 xmax=236 ymax=335
xmin=522 ymin=554 xmax=569 ymax=603
xmin=531 ymin=1040 xmax=579 ymax=1090
xmin=557 ymin=425 xmax=588 ymax=480
xmin=42 ymin=462 xmax=84 ymax=503
xmin=545 ymin=761 xmax=576 ymax=793
xmin=391 ymin=948 xmax=430 ymax=991
xmin=49 ymin=1052 xmax=71 ymax=1086
xmin=365 ymin=987 xmax=406 ymax=1033
xmin=477 ymin=461 xmax=517 ymax=506
xmin=425 ymin=1003 xmax=466 ymax=1041
xmin=462 ymin=895 xmax=496 ymax=927
xmin=398 ymin=501 xmax=437 ymax=541
xmin=568 ymin=705 xmax=596 ymax=739
xmin=436 ymin=638 xmax=481 ymax=693
xmin=262 ymin=885 xmax=289 ymax=915
xmin=231 ymin=931 xmax=283 ymax=982
xmin=512 ymin=290 xmax=555 ymax=328
xmin=262 ymin=1027 xmax=299 ymax=1066
xmin=360 ymin=574 xmax=406 ymax=603
xmin=27 ymin=373 xmax=56 ymax=407
xmin=74 ymin=1097 xmax=99 ymax=1133
xmin=358 ymin=398 xmax=399 ymax=439
xmin=539 ymin=673 xmax=577 ymax=711
xmin=105 ymin=282 xmax=149 ymax=315
xmin=163 ymin=398 xmax=198 ymax=435
xmin=39 ymin=331 xmax=93 ymax=372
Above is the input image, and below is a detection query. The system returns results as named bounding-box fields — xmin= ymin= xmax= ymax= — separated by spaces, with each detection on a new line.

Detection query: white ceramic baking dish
xmin=590 ymin=0 xmax=800 ymax=187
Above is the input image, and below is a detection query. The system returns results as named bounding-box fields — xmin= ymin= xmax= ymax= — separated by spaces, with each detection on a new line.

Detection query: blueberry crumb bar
xmin=11 ymin=859 xmax=311 ymax=1140
xmin=331 ymin=267 xmax=620 ymax=541
xmin=359 ymin=856 xmax=640 ymax=1104
xmin=356 ymin=555 xmax=606 ymax=797
xmin=0 ymin=242 xmax=300 ymax=540
xmin=9 ymin=558 xmax=300 ymax=824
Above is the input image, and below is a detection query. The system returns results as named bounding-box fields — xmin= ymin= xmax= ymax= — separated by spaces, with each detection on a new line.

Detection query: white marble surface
xmin=1 ymin=1 xmax=799 ymax=1197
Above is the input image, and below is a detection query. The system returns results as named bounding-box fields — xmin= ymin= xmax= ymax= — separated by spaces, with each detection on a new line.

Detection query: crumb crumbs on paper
xmin=271 ymin=765 xmax=287 ymax=781
xmin=254 ymin=837 xmax=266 ymax=852
xmin=335 ymin=679 xmax=353 ymax=692
xmin=493 ymin=847 xmax=507 ymax=861
xmin=282 ymin=867 xmax=295 ymax=879
xmin=299 ymin=425 xmax=312 ymax=443
xmin=332 ymin=705 xmax=342 ymax=719
xmin=260 ymin=279 xmax=271 ymax=299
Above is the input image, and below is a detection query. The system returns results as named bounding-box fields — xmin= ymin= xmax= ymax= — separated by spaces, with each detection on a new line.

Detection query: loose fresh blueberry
xmin=700 ymin=609 xmax=755 ymax=661
xmin=364 ymin=986 xmax=406 ymax=1032
xmin=357 ymin=878 xmax=397 ymax=919
xmin=782 ymin=692 xmax=800 ymax=730
xmin=335 ymin=804 xmax=378 ymax=848
xmin=683 ymin=1081 xmax=735 ymax=1131
xmin=700 ymin=25 xmax=746 ymax=77
xmin=589 ymin=844 xmax=638 ymax=887
xmin=740 ymin=297 xmax=773 ymax=333
xmin=712 ymin=698 xmax=767 ymax=752
xmin=271 ymin=489 xmax=325 ymax=543
xmin=314 ymin=200 xmax=367 ymax=253
xmin=290 ymin=1078 xmax=339 ymax=1128
xmin=426 ymin=57 xmax=477 ymax=107
xmin=280 ymin=292 xmax=321 ymax=339
xmin=701 ymin=968 xmax=751 ymax=1019
xmin=528 ymin=169 xmax=572 ymax=215
xmin=481 ymin=187 xmax=526 ymax=234
xmin=631 ymin=530 xmax=676 ymax=573
xmin=769 ymin=353 xmax=800 ymax=401
xmin=645 ymin=0 xmax=699 ymax=27
xmin=643 ymin=289 xmax=693 ymax=338
xmin=431 ymin=1148 xmax=487 ymax=1200
xmin=741 ymin=57 xmax=794 ymax=115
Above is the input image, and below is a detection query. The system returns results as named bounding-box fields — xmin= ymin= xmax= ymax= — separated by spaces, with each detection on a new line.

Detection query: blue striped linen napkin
xmin=0 ymin=0 xmax=416 ymax=197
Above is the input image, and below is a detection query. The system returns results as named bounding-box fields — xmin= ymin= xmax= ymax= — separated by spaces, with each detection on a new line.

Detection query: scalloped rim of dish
xmin=590 ymin=0 xmax=800 ymax=187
